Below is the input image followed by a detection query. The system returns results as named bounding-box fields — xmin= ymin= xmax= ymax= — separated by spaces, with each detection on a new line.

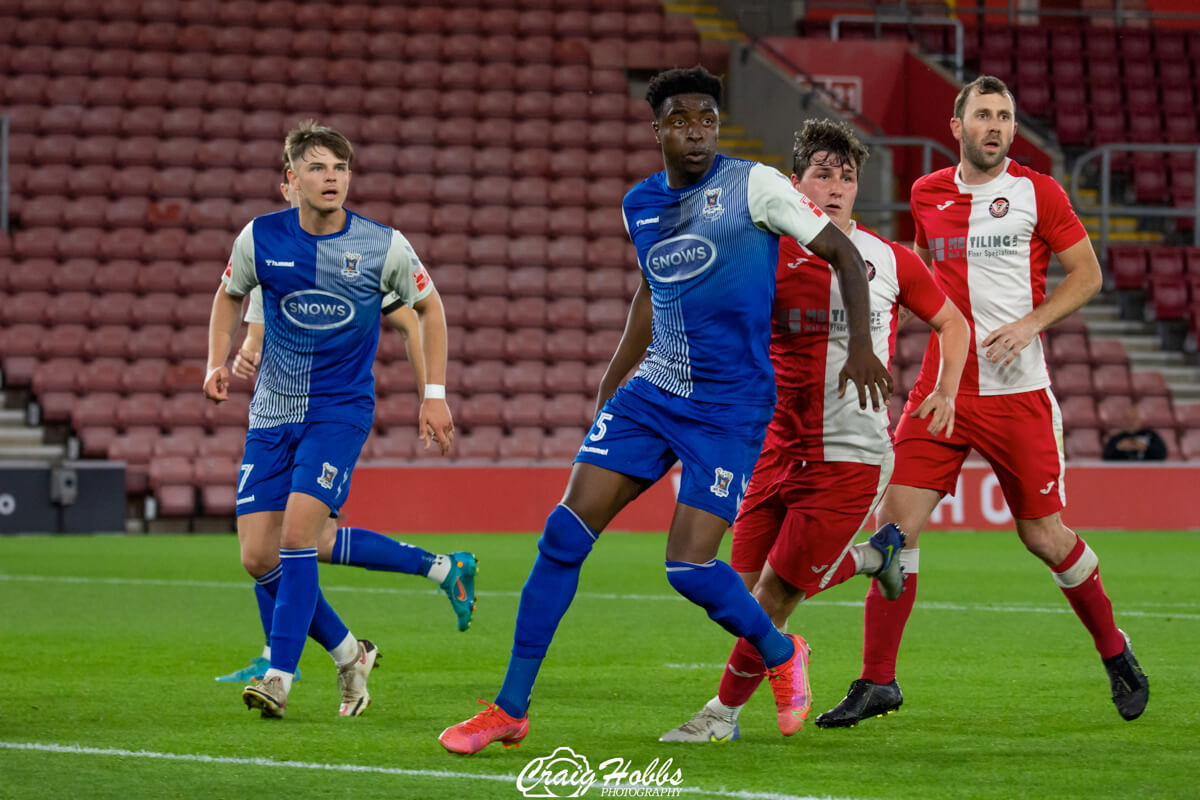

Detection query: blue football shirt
xmin=223 ymin=207 xmax=434 ymax=430
xmin=622 ymin=155 xmax=831 ymax=406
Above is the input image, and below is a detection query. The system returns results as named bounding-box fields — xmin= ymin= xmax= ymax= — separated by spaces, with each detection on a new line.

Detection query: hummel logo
xmin=936 ymin=200 xmax=954 ymax=211
xmin=635 ymin=216 xmax=660 ymax=227
xmin=266 ymin=259 xmax=295 ymax=267
xmin=1039 ymin=480 xmax=1056 ymax=494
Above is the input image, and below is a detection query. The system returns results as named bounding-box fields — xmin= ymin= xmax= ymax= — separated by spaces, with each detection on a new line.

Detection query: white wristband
xmin=424 ymin=384 xmax=446 ymax=400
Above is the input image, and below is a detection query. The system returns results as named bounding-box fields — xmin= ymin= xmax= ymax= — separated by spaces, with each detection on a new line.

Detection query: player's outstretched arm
xmin=231 ymin=321 xmax=262 ymax=380
xmin=913 ymin=298 xmax=969 ymax=438
xmin=385 ymin=305 xmax=427 ymax=402
xmin=205 ymin=287 xmax=244 ymax=403
xmin=806 ymin=225 xmax=893 ymax=410
xmin=595 ymin=273 xmax=652 ymax=417
xmin=413 ymin=289 xmax=453 ymax=455
xmin=982 ymin=235 xmax=1102 ymax=366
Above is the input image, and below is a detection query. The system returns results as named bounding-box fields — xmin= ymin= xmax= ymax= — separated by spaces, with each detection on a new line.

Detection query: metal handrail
xmin=855 ymin=136 xmax=958 ymax=214
xmin=830 ymin=14 xmax=964 ymax=81
xmin=747 ymin=35 xmax=886 ymax=137
xmin=1069 ymin=143 xmax=1200 ymax=260
xmin=1 ymin=115 xmax=8 ymax=235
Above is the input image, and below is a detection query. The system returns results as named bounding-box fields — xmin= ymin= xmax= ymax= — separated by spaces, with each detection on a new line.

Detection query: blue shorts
xmin=236 ymin=421 xmax=369 ymax=516
xmin=573 ymin=379 xmax=774 ymax=524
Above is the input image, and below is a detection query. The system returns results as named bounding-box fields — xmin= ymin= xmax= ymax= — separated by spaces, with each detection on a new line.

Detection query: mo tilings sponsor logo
xmin=280 ymin=289 xmax=356 ymax=330
xmin=643 ymin=234 xmax=716 ymax=283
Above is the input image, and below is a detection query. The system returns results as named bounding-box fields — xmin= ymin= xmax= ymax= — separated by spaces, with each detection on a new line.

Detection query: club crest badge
xmin=701 ymin=187 xmax=725 ymax=221
xmin=341 ymin=252 xmax=362 ymax=281
xmin=989 ymin=197 xmax=1009 ymax=218
xmin=318 ymin=462 xmax=338 ymax=490
xmin=864 ymin=259 xmax=876 ymax=280
xmin=710 ymin=467 xmax=734 ymax=498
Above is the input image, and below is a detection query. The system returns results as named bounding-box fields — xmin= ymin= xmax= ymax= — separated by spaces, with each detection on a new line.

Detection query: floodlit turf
xmin=0 ymin=529 xmax=1196 ymax=800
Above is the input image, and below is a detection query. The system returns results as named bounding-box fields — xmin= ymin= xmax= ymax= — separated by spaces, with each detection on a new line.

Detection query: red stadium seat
xmin=505 ymin=297 xmax=548 ymax=328
xmin=1108 ymin=247 xmax=1147 ymax=290
xmin=1136 ymin=397 xmax=1176 ymax=430
xmin=504 ymin=328 xmax=547 ymax=361
xmin=1052 ymin=363 xmax=1093 ymax=398
xmin=498 ymin=430 xmax=543 ymax=462
xmin=459 ymin=393 xmax=505 ymax=429
xmin=117 ymin=393 xmax=165 ymax=430
xmin=162 ymin=393 xmax=210 ymax=430
xmin=1064 ymin=429 xmax=1102 ymax=460
xmin=1089 ymin=339 xmax=1129 ymax=366
xmin=1097 ymin=396 xmax=1135 ymax=429
xmin=1092 ymin=364 xmax=1131 ymax=395
xmin=545 ymin=361 xmax=589 ymax=395
xmin=1130 ymin=371 xmax=1170 ymax=398
xmin=458 ymin=362 xmax=506 ymax=395
xmin=38 ymin=323 xmax=89 ymax=359
xmin=544 ymin=394 xmax=592 ymax=428
xmin=507 ymin=266 xmax=547 ymax=298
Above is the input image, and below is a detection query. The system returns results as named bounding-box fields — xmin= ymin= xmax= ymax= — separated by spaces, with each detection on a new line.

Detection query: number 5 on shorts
xmin=238 ymin=464 xmax=254 ymax=493
xmin=589 ymin=412 xmax=614 ymax=442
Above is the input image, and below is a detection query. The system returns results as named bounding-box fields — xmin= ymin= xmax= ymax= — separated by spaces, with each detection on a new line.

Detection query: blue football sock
xmin=495 ymin=504 xmax=597 ymax=718
xmin=666 ymin=559 xmax=793 ymax=668
xmin=255 ymin=561 xmax=349 ymax=655
xmin=332 ymin=526 xmax=434 ymax=576
xmin=270 ymin=548 xmax=320 ymax=674
xmin=253 ymin=563 xmax=281 ymax=646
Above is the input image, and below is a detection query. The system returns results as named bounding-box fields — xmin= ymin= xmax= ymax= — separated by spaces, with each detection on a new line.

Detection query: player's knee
xmin=665 ymin=562 xmax=704 ymax=597
xmin=537 ymin=504 xmax=597 ymax=566
xmin=240 ymin=549 xmax=277 ymax=576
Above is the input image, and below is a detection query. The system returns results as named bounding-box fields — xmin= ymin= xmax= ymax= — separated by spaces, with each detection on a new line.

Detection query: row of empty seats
xmin=5 ymin=4 xmax=678 ymax=41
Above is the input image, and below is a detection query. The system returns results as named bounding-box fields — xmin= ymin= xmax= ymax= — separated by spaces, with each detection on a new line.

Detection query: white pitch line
xmin=0 ymin=741 xmax=861 ymax=800
xmin=1 ymin=573 xmax=1198 ymax=620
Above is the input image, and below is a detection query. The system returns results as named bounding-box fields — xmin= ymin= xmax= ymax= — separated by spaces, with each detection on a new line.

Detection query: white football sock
xmin=263 ymin=668 xmax=293 ymax=694
xmin=705 ymin=695 xmax=741 ymax=723
xmin=260 ymin=645 xmax=271 ymax=660
xmin=851 ymin=542 xmax=884 ymax=575
xmin=426 ymin=554 xmax=451 ymax=584
xmin=330 ymin=632 xmax=359 ymax=667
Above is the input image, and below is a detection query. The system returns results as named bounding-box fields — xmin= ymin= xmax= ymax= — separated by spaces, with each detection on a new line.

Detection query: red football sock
xmin=860 ymin=572 xmax=917 ymax=684
xmin=1052 ymin=536 xmax=1126 ymax=659
xmin=717 ymin=637 xmax=765 ymax=707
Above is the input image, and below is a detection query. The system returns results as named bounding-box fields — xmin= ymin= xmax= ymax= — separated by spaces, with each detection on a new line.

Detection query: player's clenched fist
xmin=203 ymin=365 xmax=229 ymax=403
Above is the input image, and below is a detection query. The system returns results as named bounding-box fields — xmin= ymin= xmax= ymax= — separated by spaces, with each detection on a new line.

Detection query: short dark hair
xmin=954 ymin=75 xmax=1015 ymax=119
xmin=284 ymin=119 xmax=354 ymax=170
xmin=280 ymin=149 xmax=290 ymax=182
xmin=645 ymin=66 xmax=723 ymax=117
xmin=792 ymin=118 xmax=870 ymax=176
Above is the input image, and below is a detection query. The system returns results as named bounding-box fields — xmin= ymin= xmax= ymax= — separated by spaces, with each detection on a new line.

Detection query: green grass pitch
xmin=0 ymin=529 xmax=1196 ymax=799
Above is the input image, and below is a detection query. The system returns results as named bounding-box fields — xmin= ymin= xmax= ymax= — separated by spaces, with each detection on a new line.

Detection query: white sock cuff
xmin=426 ymin=553 xmax=451 ymax=584
xmin=263 ymin=668 xmax=294 ymax=694
xmin=1053 ymin=543 xmax=1098 ymax=588
xmin=330 ymin=632 xmax=359 ymax=667
xmin=260 ymin=645 xmax=271 ymax=660
xmin=899 ymin=548 xmax=920 ymax=574
xmin=706 ymin=695 xmax=741 ymax=719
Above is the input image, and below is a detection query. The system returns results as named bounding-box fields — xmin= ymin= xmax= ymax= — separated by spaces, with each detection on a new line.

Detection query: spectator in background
xmin=1103 ymin=405 xmax=1167 ymax=461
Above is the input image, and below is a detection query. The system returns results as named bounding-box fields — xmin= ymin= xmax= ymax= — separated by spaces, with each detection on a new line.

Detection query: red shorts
xmin=892 ymin=387 xmax=1065 ymax=519
xmin=732 ymin=449 xmax=889 ymax=596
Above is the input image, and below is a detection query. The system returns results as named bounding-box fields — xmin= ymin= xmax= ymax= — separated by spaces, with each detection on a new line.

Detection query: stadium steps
xmin=1072 ymin=186 xmax=1166 ymax=245
xmin=1079 ymin=302 xmax=1200 ymax=402
xmin=0 ymin=408 xmax=65 ymax=465
xmin=663 ymin=2 xmax=745 ymax=42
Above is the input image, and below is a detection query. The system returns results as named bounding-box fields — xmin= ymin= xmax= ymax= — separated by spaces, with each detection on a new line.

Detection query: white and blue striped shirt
xmin=223 ymin=207 xmax=434 ymax=430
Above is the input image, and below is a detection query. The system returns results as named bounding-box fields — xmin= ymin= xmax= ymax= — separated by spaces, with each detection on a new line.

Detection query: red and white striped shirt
xmin=769 ymin=222 xmax=946 ymax=465
xmin=910 ymin=159 xmax=1088 ymax=397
